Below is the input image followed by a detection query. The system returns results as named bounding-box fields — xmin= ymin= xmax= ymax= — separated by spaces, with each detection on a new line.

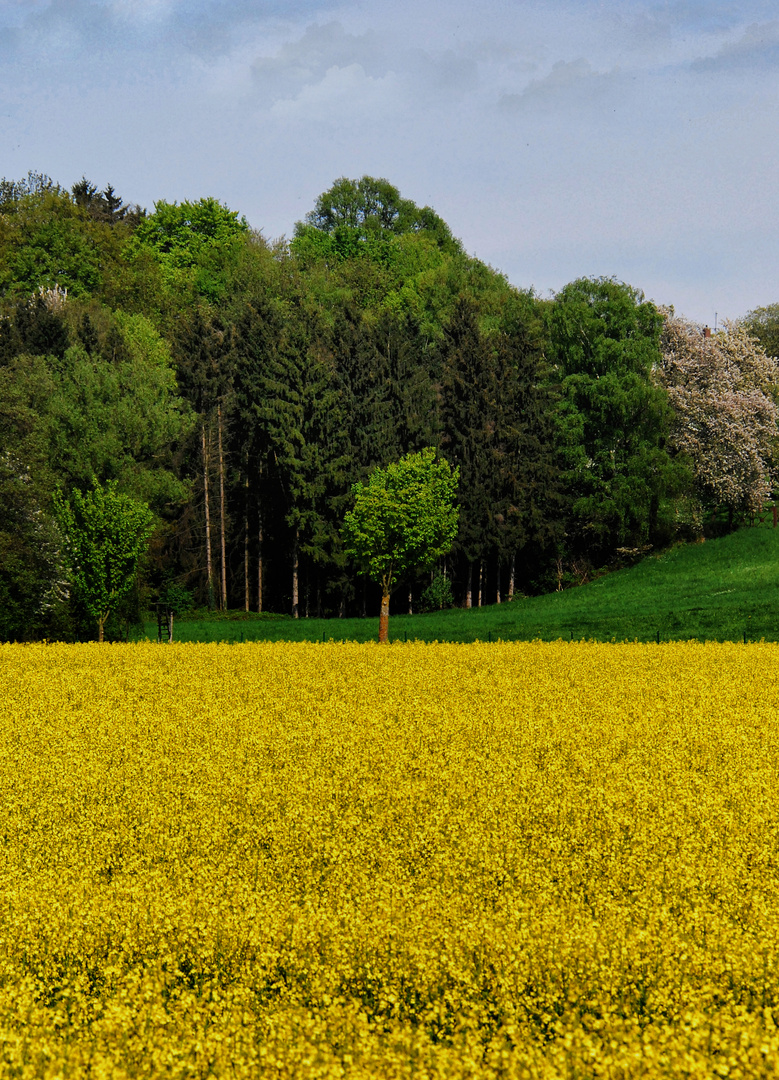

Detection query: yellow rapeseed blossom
xmin=2 ymin=640 xmax=779 ymax=1077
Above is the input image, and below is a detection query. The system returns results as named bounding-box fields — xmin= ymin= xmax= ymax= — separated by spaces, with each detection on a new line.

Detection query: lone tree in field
xmin=54 ymin=479 xmax=154 ymax=642
xmin=343 ymin=448 xmax=459 ymax=642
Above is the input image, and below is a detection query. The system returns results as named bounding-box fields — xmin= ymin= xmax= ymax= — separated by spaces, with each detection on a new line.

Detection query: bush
xmin=419 ymin=573 xmax=454 ymax=612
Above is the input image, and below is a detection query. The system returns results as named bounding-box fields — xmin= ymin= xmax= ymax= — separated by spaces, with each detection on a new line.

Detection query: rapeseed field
xmin=2 ymin=640 xmax=779 ymax=1078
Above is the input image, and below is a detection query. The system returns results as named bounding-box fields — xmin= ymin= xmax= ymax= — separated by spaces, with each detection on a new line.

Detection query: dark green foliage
xmin=157 ymin=578 xmax=193 ymax=616
xmin=546 ymin=278 xmax=682 ymax=564
xmin=0 ymin=451 xmax=63 ymax=641
xmin=441 ymin=298 xmax=499 ymax=567
xmin=0 ymin=170 xmax=763 ymax=637
xmin=294 ymin=175 xmax=461 ymax=257
xmin=440 ymin=294 xmax=563 ymax=600
xmin=419 ymin=572 xmax=455 ymax=613
xmin=71 ymin=178 xmax=139 ymax=225
xmin=0 ymin=295 xmax=70 ymax=363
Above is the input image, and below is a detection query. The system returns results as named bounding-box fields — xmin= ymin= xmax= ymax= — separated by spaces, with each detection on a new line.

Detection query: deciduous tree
xmin=53 ymin=479 xmax=154 ymax=642
xmin=342 ymin=448 xmax=459 ymax=641
xmin=657 ymin=313 xmax=779 ymax=521
xmin=547 ymin=278 xmax=681 ymax=564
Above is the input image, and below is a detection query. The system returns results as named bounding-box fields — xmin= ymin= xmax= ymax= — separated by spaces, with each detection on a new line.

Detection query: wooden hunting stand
xmin=156 ymin=602 xmax=174 ymax=643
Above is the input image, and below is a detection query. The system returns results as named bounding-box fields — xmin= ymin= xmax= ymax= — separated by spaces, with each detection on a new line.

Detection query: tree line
xmin=1 ymin=170 xmax=778 ymax=640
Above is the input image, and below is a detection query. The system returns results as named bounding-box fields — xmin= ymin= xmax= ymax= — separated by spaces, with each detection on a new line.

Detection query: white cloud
xmin=269 ymin=62 xmax=400 ymax=123
xmin=691 ymin=19 xmax=779 ymax=73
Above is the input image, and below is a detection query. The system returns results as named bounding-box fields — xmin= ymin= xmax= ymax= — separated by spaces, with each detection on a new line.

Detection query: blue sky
xmin=2 ymin=0 xmax=778 ymax=323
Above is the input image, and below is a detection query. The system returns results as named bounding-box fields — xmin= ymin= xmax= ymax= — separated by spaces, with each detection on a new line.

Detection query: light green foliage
xmin=38 ymin=311 xmax=192 ymax=509
xmin=127 ymin=197 xmax=248 ymax=302
xmin=743 ymin=303 xmax=779 ymax=361
xmin=291 ymin=177 xmax=505 ymax=343
xmin=0 ymin=188 xmax=103 ymax=299
xmin=343 ymin=448 xmax=459 ymax=597
xmin=53 ymin=478 xmax=154 ymax=640
xmin=294 ymin=175 xmax=460 ymax=253
xmin=112 ymin=311 xmax=192 ymax=468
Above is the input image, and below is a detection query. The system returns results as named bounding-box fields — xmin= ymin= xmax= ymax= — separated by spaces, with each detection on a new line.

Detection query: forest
xmin=1 ymin=169 xmax=778 ymax=640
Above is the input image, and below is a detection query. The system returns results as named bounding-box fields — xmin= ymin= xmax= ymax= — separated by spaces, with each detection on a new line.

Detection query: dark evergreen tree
xmin=254 ymin=303 xmax=349 ymax=617
xmin=440 ymin=298 xmax=501 ymax=605
xmin=488 ymin=298 xmax=564 ymax=596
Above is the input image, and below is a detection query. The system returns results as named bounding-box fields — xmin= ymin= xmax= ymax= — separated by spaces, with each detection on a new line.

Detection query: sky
xmin=1 ymin=0 xmax=778 ymax=324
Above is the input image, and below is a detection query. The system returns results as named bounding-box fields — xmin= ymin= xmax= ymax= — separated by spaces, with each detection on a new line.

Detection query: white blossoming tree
xmin=656 ymin=312 xmax=779 ymax=523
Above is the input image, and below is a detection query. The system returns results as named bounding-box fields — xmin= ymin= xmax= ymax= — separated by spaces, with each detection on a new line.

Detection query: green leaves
xmin=547 ymin=277 xmax=677 ymax=559
xmin=53 ymin=479 xmax=154 ymax=640
xmin=296 ymin=176 xmax=459 ymax=254
xmin=127 ymin=197 xmax=248 ymax=303
xmin=343 ymin=448 xmax=459 ymax=595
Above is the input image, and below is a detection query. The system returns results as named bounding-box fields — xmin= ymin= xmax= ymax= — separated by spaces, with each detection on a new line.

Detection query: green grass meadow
xmin=138 ymin=524 xmax=779 ymax=644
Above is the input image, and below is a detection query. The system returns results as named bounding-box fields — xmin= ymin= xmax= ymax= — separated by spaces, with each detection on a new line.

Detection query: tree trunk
xmin=217 ymin=401 xmax=227 ymax=611
xmin=379 ymin=590 xmax=390 ymax=642
xmin=465 ymin=562 xmax=472 ymax=609
xmin=291 ymin=527 xmax=299 ymax=618
xmin=243 ymin=464 xmax=250 ymax=612
xmin=508 ymin=551 xmax=516 ymax=600
xmin=408 ymin=588 xmax=413 ymax=615
xmin=496 ymin=556 xmax=502 ymax=605
xmin=257 ymin=514 xmax=263 ymax=613
xmin=477 ymin=560 xmax=483 ymax=607
xmin=202 ymin=422 xmax=214 ymax=609
xmin=97 ymin=615 xmax=106 ymax=643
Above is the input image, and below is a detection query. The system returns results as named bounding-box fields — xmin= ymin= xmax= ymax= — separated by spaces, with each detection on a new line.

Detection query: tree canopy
xmin=1 ymin=167 xmax=777 ymax=638
xmin=53 ymin=479 xmax=155 ymax=642
xmin=657 ymin=313 xmax=779 ymax=523
xmin=294 ymin=176 xmax=460 ymax=256
xmin=342 ymin=448 xmax=459 ymax=640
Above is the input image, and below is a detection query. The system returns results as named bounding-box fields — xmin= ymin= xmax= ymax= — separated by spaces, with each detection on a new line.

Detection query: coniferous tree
xmin=440 ymin=298 xmax=500 ymax=606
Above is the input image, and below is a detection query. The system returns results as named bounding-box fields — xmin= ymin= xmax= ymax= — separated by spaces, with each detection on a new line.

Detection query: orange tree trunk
xmin=378 ymin=591 xmax=390 ymax=642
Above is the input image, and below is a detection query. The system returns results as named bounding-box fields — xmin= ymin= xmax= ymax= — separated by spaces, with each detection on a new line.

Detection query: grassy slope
xmin=138 ymin=525 xmax=779 ymax=644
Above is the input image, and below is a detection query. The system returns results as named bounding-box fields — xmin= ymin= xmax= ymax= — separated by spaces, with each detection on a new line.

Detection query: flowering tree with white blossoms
xmin=656 ymin=313 xmax=779 ymax=518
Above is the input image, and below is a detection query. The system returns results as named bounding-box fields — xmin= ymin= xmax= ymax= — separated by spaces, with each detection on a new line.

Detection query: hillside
xmin=140 ymin=524 xmax=779 ymax=644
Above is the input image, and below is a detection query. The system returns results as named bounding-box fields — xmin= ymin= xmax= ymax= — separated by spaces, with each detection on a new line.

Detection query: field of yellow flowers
xmin=2 ymin=641 xmax=779 ymax=1078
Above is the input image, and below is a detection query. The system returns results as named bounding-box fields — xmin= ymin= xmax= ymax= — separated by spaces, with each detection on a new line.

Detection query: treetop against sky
xmin=2 ymin=0 xmax=778 ymax=325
